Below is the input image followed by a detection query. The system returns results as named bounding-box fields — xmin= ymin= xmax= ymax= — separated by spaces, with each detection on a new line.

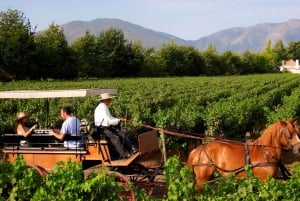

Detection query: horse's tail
xmin=187 ymin=145 xmax=204 ymax=169
xmin=187 ymin=148 xmax=196 ymax=168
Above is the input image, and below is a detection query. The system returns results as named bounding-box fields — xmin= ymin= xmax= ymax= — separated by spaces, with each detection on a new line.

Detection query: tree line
xmin=1 ymin=9 xmax=300 ymax=81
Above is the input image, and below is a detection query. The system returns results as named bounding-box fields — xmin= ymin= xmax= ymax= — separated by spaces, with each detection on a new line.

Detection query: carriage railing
xmin=2 ymin=131 xmax=85 ymax=151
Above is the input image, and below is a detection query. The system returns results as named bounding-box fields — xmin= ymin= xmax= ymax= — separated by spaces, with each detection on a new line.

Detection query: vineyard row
xmin=1 ymin=74 xmax=300 ymax=139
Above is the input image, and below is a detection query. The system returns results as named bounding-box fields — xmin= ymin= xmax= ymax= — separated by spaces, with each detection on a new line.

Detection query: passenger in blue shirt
xmin=49 ymin=106 xmax=83 ymax=148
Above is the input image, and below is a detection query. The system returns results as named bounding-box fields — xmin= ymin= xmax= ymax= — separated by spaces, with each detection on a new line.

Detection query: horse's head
xmin=279 ymin=119 xmax=300 ymax=154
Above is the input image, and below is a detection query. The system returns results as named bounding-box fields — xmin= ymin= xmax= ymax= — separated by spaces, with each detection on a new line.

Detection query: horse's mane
xmin=251 ymin=120 xmax=295 ymax=148
xmin=213 ymin=121 xmax=281 ymax=147
xmin=208 ymin=119 xmax=297 ymax=147
xmin=252 ymin=122 xmax=278 ymax=145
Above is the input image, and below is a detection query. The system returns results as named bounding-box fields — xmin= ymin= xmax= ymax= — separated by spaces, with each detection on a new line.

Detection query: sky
xmin=1 ymin=0 xmax=300 ymax=40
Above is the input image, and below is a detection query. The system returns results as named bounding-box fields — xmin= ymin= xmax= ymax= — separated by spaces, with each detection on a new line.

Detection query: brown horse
xmin=187 ymin=119 xmax=300 ymax=191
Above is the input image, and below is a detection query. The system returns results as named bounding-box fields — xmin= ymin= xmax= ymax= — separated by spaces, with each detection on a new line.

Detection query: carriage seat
xmin=2 ymin=133 xmax=85 ymax=150
xmin=2 ymin=133 xmax=54 ymax=148
xmin=80 ymin=119 xmax=105 ymax=142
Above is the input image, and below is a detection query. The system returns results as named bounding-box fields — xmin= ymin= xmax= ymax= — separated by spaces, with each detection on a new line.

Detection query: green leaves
xmin=0 ymin=156 xmax=42 ymax=201
xmin=0 ymin=9 xmax=35 ymax=80
xmin=32 ymin=159 xmax=84 ymax=201
xmin=163 ymin=156 xmax=196 ymax=201
xmin=1 ymin=157 xmax=300 ymax=200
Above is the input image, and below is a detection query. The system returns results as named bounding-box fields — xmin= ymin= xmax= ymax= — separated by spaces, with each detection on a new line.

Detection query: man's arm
xmin=49 ymin=129 xmax=65 ymax=140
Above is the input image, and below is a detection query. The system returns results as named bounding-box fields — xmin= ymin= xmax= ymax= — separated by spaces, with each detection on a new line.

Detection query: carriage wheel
xmin=83 ymin=168 xmax=135 ymax=201
xmin=121 ymin=163 xmax=154 ymax=195
xmin=26 ymin=163 xmax=48 ymax=177
xmin=111 ymin=171 xmax=135 ymax=201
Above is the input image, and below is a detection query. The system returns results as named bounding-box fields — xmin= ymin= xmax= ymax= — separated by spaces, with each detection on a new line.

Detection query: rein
xmin=128 ymin=120 xmax=293 ymax=150
xmin=128 ymin=120 xmax=206 ymax=140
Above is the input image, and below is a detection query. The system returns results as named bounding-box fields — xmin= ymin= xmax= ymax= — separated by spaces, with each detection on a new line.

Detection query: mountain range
xmin=61 ymin=18 xmax=300 ymax=53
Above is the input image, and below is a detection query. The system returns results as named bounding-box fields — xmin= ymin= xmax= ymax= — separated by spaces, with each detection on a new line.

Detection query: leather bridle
xmin=280 ymin=126 xmax=300 ymax=154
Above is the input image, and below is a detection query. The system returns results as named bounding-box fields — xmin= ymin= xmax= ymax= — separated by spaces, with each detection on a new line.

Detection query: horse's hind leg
xmin=188 ymin=145 xmax=215 ymax=191
xmin=193 ymin=166 xmax=215 ymax=191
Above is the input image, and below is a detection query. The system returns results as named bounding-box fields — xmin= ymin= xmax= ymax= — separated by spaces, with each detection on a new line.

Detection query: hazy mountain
xmin=63 ymin=18 xmax=190 ymax=48
xmin=62 ymin=18 xmax=300 ymax=53
xmin=194 ymin=19 xmax=300 ymax=52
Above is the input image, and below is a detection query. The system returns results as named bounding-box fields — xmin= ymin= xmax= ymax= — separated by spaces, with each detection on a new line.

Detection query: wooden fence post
xmin=159 ymin=129 xmax=167 ymax=165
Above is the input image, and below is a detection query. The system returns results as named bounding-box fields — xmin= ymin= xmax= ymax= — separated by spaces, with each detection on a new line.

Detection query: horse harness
xmin=192 ymin=139 xmax=291 ymax=179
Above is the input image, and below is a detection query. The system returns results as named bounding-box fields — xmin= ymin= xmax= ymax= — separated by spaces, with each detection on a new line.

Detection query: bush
xmin=162 ymin=156 xmax=196 ymax=201
xmin=1 ymin=155 xmax=299 ymax=200
xmin=0 ymin=155 xmax=42 ymax=201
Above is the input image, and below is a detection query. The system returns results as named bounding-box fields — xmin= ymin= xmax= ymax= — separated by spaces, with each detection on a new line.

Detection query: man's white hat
xmin=100 ymin=93 xmax=116 ymax=100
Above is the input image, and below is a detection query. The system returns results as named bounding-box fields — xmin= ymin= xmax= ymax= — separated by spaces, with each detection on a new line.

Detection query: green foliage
xmin=34 ymin=23 xmax=76 ymax=79
xmin=202 ymin=45 xmax=221 ymax=75
xmin=32 ymin=159 xmax=84 ymax=200
xmin=4 ymin=9 xmax=300 ymax=80
xmin=71 ymin=31 xmax=99 ymax=78
xmin=0 ymin=162 xmax=13 ymax=198
xmin=195 ymin=164 xmax=300 ymax=201
xmin=220 ymin=51 xmax=242 ymax=75
xmin=266 ymin=85 xmax=300 ymax=124
xmin=0 ymin=9 xmax=35 ymax=80
xmin=163 ymin=156 xmax=196 ymax=201
xmin=1 ymin=74 xmax=300 ymax=139
xmin=1 ymin=157 xmax=300 ymax=200
xmin=96 ymin=27 xmax=140 ymax=77
xmin=32 ymin=159 xmax=132 ymax=201
xmin=1 ymin=158 xmax=138 ymax=201
xmin=81 ymin=170 xmax=123 ymax=201
xmin=156 ymin=41 xmax=205 ymax=76
xmin=0 ymin=156 xmax=42 ymax=201
xmin=286 ymin=41 xmax=300 ymax=59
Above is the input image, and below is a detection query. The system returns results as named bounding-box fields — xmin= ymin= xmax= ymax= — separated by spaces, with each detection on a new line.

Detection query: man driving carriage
xmin=94 ymin=93 xmax=137 ymax=159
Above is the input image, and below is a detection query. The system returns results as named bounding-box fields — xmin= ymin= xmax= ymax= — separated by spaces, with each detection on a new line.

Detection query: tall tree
xmin=202 ymin=45 xmax=222 ymax=75
xmin=261 ymin=40 xmax=277 ymax=67
xmin=241 ymin=51 xmax=273 ymax=74
xmin=273 ymin=40 xmax=286 ymax=66
xmin=156 ymin=41 xmax=205 ymax=76
xmin=0 ymin=9 xmax=36 ymax=80
xmin=220 ymin=51 xmax=242 ymax=75
xmin=156 ymin=41 xmax=186 ymax=76
xmin=141 ymin=47 xmax=164 ymax=77
xmin=240 ymin=51 xmax=257 ymax=74
xmin=34 ymin=23 xmax=76 ymax=79
xmin=71 ymin=31 xmax=99 ymax=78
xmin=130 ymin=41 xmax=148 ymax=77
xmin=286 ymin=41 xmax=300 ymax=60
xmin=96 ymin=28 xmax=139 ymax=77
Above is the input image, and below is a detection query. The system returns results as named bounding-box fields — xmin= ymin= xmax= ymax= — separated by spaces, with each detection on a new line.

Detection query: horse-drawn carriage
xmin=2 ymin=88 xmax=300 ymax=198
xmin=0 ymin=88 xmax=163 ymax=200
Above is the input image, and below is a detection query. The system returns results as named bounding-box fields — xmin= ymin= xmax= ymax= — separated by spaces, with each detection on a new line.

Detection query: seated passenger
xmin=49 ymin=106 xmax=84 ymax=148
xmin=15 ymin=112 xmax=38 ymax=147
